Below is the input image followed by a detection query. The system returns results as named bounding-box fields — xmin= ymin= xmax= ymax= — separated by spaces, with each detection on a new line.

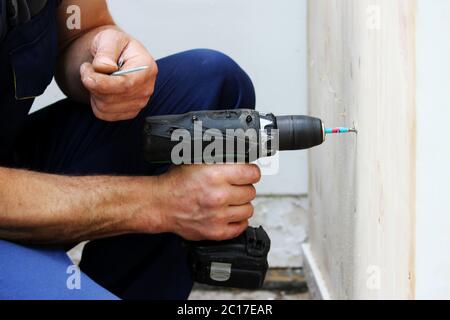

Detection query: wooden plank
xmin=307 ymin=0 xmax=416 ymax=299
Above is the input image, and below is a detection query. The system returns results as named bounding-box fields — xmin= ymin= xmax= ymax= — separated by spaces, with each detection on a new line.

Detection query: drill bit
xmin=325 ymin=127 xmax=358 ymax=134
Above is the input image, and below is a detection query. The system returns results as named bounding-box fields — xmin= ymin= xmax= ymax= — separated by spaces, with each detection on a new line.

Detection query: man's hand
xmin=136 ymin=164 xmax=261 ymax=241
xmin=56 ymin=1 xmax=157 ymax=121
xmin=80 ymin=29 xmax=158 ymax=121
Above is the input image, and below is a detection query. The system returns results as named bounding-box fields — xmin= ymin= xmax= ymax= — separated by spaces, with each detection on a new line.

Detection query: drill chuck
xmin=275 ymin=115 xmax=325 ymax=151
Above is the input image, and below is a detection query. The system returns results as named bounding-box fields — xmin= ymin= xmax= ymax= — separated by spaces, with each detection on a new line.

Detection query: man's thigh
xmin=0 ymin=240 xmax=118 ymax=300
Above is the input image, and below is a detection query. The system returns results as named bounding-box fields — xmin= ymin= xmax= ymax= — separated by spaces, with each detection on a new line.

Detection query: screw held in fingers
xmin=110 ymin=66 xmax=150 ymax=76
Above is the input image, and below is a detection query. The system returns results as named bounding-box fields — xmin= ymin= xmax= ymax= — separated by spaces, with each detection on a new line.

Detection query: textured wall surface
xmin=307 ymin=0 xmax=416 ymax=299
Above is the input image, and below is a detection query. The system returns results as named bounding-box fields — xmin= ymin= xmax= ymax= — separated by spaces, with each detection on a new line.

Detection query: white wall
xmin=416 ymin=0 xmax=450 ymax=300
xmin=34 ymin=0 xmax=308 ymax=195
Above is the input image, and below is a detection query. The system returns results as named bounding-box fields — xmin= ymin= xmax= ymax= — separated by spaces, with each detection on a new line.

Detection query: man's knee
xmin=184 ymin=49 xmax=255 ymax=107
xmin=188 ymin=49 xmax=242 ymax=76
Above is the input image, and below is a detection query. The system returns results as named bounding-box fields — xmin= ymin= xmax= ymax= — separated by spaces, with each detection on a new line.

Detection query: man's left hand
xmin=80 ymin=29 xmax=158 ymax=122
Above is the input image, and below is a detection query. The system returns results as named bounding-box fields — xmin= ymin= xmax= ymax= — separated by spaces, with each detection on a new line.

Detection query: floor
xmin=68 ymin=245 xmax=310 ymax=300
xmin=189 ymin=289 xmax=310 ymax=300
xmin=189 ymin=269 xmax=311 ymax=300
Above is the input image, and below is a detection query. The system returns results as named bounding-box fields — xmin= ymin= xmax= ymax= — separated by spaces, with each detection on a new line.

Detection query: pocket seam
xmin=9 ymin=21 xmax=54 ymax=101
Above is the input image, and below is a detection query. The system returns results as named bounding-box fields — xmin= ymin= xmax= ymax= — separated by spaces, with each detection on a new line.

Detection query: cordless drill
xmin=143 ymin=109 xmax=355 ymax=289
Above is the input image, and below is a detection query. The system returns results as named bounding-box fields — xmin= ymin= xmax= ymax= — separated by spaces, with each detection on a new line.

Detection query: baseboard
xmin=302 ymin=243 xmax=332 ymax=300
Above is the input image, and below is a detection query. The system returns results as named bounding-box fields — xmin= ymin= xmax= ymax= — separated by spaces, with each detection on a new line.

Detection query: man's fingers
xmin=223 ymin=164 xmax=261 ymax=186
xmin=91 ymin=95 xmax=149 ymax=114
xmin=228 ymin=185 xmax=257 ymax=206
xmin=229 ymin=164 xmax=261 ymax=186
xmin=227 ymin=220 xmax=249 ymax=240
xmin=91 ymin=97 xmax=140 ymax=122
xmin=81 ymin=62 xmax=130 ymax=95
xmin=91 ymin=30 xmax=130 ymax=74
xmin=209 ymin=220 xmax=249 ymax=241
xmin=225 ymin=203 xmax=254 ymax=223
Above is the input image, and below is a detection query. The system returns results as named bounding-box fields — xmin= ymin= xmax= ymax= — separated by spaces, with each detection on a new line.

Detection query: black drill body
xmin=144 ymin=109 xmax=325 ymax=165
xmin=143 ymin=109 xmax=326 ymax=289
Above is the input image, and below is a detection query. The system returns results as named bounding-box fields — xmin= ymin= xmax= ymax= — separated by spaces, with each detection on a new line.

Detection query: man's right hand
xmin=136 ymin=164 xmax=261 ymax=241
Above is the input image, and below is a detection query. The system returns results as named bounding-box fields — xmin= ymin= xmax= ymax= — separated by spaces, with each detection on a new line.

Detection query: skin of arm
xmin=0 ymin=1 xmax=259 ymax=245
xmin=0 ymin=168 xmax=163 ymax=244
xmin=0 ymin=165 xmax=259 ymax=244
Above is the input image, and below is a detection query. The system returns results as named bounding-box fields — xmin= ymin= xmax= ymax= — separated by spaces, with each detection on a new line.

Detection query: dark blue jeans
xmin=0 ymin=49 xmax=255 ymax=300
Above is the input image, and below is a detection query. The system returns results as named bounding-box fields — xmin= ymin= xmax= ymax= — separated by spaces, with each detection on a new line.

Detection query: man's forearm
xmin=55 ymin=0 xmax=118 ymax=103
xmin=0 ymin=168 xmax=160 ymax=244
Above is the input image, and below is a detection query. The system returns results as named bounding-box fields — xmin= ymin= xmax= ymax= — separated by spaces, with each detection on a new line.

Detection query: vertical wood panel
xmin=307 ymin=0 xmax=416 ymax=299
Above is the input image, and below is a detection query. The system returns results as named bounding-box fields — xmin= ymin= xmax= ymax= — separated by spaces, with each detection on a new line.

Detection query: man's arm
xmin=0 ymin=165 xmax=259 ymax=244
xmin=0 ymin=168 xmax=163 ymax=244
xmin=55 ymin=0 xmax=158 ymax=121
xmin=55 ymin=0 xmax=115 ymax=104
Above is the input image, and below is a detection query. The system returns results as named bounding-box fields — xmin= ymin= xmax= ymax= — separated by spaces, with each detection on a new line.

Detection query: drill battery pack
xmin=188 ymin=226 xmax=271 ymax=289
